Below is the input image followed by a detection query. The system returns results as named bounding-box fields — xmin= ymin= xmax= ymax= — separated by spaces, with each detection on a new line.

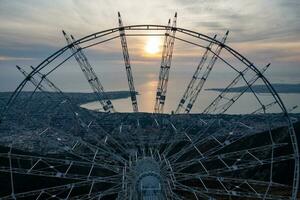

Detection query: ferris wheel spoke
xmin=38 ymin=187 xmax=72 ymax=200
xmin=32 ymin=67 xmax=86 ymax=124
xmin=176 ymin=174 xmax=283 ymax=188
xmin=173 ymin=143 xmax=287 ymax=172
xmin=80 ymin=113 xmax=134 ymax=156
xmin=168 ymin=191 xmax=184 ymax=200
xmin=62 ymin=31 xmax=115 ymax=113
xmin=167 ymin=114 xmax=275 ymax=165
xmin=37 ymin=125 xmax=127 ymax=167
xmin=102 ymin=123 xmax=135 ymax=151
xmin=74 ymin=184 xmax=121 ymax=200
xmin=175 ymin=180 xmax=288 ymax=200
xmin=252 ymin=101 xmax=278 ymax=114
xmin=3 ymin=81 xmax=127 ymax=166
xmin=203 ymin=67 xmax=250 ymax=114
xmin=43 ymin=130 xmax=126 ymax=168
xmin=182 ymin=153 xmax=293 ymax=177
xmin=203 ymin=63 xmax=269 ymax=114
xmin=175 ymin=35 xmax=216 ymax=114
xmin=198 ymin=131 xmax=269 ymax=160
xmin=174 ymin=173 xmax=291 ymax=199
xmin=176 ymin=31 xmax=228 ymax=114
xmin=15 ymin=66 xmax=48 ymax=97
xmin=48 ymin=119 xmax=126 ymax=162
xmin=18 ymin=66 xmax=89 ymax=134
xmin=14 ymin=67 xmax=47 ymax=119
xmin=67 ymin=181 xmax=120 ymax=200
xmin=62 ymin=139 xmax=127 ymax=169
xmin=118 ymin=12 xmax=139 ymax=112
xmin=1 ymin=153 xmax=122 ymax=181
xmin=154 ymin=13 xmax=177 ymax=113
xmin=166 ymin=119 xmax=250 ymax=162
xmin=67 ymin=145 xmax=124 ymax=171
xmin=1 ymin=178 xmax=120 ymax=200
xmin=157 ymin=118 xmax=182 ymax=153
xmin=174 ymin=182 xmax=216 ymax=200
xmin=213 ymin=63 xmax=270 ymax=114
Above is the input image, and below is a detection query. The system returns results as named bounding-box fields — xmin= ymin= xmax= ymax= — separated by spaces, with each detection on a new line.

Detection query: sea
xmin=80 ymin=70 xmax=300 ymax=114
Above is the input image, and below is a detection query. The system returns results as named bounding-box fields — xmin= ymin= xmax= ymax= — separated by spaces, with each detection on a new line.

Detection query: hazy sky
xmin=0 ymin=0 xmax=299 ymax=92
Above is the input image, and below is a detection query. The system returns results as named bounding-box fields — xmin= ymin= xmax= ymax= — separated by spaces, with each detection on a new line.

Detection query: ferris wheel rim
xmin=0 ymin=24 xmax=299 ymax=199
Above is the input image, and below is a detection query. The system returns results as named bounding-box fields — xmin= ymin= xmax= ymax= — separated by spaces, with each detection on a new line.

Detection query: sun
xmin=145 ymin=37 xmax=161 ymax=55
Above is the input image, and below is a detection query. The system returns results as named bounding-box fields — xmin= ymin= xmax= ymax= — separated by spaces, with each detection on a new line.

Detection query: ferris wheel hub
xmin=133 ymin=157 xmax=164 ymax=199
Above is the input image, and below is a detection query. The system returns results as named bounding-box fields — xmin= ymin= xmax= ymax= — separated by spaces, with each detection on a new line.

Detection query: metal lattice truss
xmin=154 ymin=13 xmax=177 ymax=113
xmin=175 ymin=31 xmax=229 ymax=114
xmin=0 ymin=12 xmax=299 ymax=200
xmin=118 ymin=12 xmax=139 ymax=113
xmin=62 ymin=30 xmax=115 ymax=113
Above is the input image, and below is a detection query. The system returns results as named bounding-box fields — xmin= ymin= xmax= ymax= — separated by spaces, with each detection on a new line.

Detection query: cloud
xmin=174 ymin=0 xmax=300 ymax=43
xmin=1 ymin=0 xmax=299 ymax=47
xmin=0 ymin=55 xmax=36 ymax=61
xmin=0 ymin=0 xmax=299 ymax=91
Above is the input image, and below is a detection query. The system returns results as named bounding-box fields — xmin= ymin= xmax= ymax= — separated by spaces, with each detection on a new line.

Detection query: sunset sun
xmin=145 ymin=37 xmax=161 ymax=55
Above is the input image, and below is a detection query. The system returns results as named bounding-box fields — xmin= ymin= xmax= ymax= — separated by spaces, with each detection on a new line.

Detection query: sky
xmin=0 ymin=0 xmax=299 ymax=94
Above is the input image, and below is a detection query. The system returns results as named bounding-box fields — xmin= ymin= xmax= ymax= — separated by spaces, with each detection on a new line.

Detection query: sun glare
xmin=145 ymin=37 xmax=161 ymax=55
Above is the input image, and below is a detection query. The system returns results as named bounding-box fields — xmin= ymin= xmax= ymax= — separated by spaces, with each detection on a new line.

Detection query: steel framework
xmin=0 ymin=12 xmax=299 ymax=200
xmin=118 ymin=12 xmax=139 ymax=112
xmin=175 ymin=31 xmax=228 ymax=114
xmin=154 ymin=13 xmax=177 ymax=113
xmin=63 ymin=30 xmax=115 ymax=113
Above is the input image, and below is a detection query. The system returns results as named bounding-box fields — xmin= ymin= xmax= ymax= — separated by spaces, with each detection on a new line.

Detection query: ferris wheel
xmin=0 ymin=12 xmax=298 ymax=200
